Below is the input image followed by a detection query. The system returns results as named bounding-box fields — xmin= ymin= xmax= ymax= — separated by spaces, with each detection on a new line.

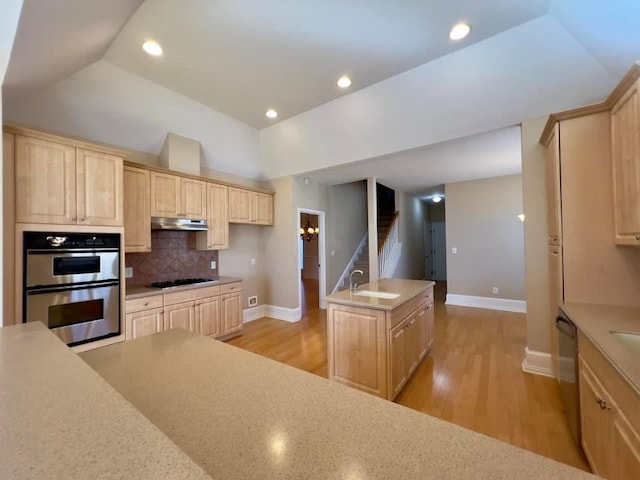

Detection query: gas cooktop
xmin=148 ymin=278 xmax=217 ymax=290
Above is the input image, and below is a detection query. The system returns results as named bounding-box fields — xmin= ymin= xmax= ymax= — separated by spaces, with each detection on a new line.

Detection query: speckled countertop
xmin=126 ymin=276 xmax=242 ymax=299
xmin=81 ymin=329 xmax=596 ymax=479
xmin=0 ymin=322 xmax=211 ymax=480
xmin=326 ymin=278 xmax=435 ymax=310
xmin=561 ymin=302 xmax=640 ymax=394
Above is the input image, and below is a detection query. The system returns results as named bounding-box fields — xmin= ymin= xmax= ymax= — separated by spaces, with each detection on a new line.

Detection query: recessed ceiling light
xmin=337 ymin=76 xmax=352 ymax=88
xmin=266 ymin=109 xmax=278 ymax=119
xmin=142 ymin=40 xmax=163 ymax=57
xmin=449 ymin=23 xmax=471 ymax=41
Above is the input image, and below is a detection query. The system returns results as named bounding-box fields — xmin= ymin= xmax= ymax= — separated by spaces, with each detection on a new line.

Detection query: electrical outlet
xmin=125 ymin=267 xmax=133 ymax=278
xmin=451 ymin=247 xmax=458 ymax=255
xmin=210 ymin=260 xmax=216 ymax=269
xmin=492 ymin=287 xmax=499 ymax=295
xmin=248 ymin=296 xmax=258 ymax=307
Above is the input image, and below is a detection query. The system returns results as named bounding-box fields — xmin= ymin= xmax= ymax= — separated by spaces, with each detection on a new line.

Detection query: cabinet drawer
xmin=164 ymin=285 xmax=221 ymax=306
xmin=221 ymin=282 xmax=242 ymax=295
xmin=390 ymin=287 xmax=432 ymax=328
xmin=578 ymin=331 xmax=640 ymax=431
xmin=125 ymin=295 xmax=163 ymax=313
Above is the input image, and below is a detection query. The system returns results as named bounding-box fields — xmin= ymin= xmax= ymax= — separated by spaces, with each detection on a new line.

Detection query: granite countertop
xmin=326 ymin=278 xmax=435 ymax=310
xmin=126 ymin=276 xmax=242 ymax=299
xmin=0 ymin=322 xmax=211 ymax=480
xmin=81 ymin=329 xmax=596 ymax=480
xmin=561 ymin=302 xmax=640 ymax=394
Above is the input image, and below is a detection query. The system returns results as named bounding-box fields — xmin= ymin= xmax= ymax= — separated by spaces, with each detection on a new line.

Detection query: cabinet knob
xmin=71 ymin=216 xmax=77 ymax=221
xmin=636 ymin=234 xmax=640 ymax=241
xmin=144 ymin=302 xmax=149 ymax=306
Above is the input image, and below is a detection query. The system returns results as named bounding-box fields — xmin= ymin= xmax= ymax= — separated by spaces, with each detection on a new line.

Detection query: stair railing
xmin=378 ymin=211 xmax=400 ymax=278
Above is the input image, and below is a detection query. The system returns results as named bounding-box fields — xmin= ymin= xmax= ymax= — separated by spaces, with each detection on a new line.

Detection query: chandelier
xmin=300 ymin=214 xmax=319 ymax=242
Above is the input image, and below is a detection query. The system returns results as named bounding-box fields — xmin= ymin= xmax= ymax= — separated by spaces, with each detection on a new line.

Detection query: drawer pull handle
xmin=144 ymin=302 xmax=149 ymax=306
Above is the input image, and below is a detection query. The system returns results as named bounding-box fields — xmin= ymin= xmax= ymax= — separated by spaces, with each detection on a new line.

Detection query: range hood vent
xmin=151 ymin=217 xmax=208 ymax=231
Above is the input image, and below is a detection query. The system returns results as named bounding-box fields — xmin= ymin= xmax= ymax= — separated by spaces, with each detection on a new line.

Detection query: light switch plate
xmin=492 ymin=287 xmax=499 ymax=294
xmin=451 ymin=247 xmax=458 ymax=254
xmin=210 ymin=260 xmax=216 ymax=269
xmin=125 ymin=267 xmax=133 ymax=278
xmin=250 ymin=258 xmax=256 ymax=266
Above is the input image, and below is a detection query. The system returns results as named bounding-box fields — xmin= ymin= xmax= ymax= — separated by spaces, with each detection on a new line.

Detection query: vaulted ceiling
xmin=2 ymin=0 xmax=640 ymax=185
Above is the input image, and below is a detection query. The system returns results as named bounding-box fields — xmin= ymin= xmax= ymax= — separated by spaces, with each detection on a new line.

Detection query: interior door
xmin=432 ymin=221 xmax=447 ymax=282
xmin=424 ymin=220 xmax=434 ymax=280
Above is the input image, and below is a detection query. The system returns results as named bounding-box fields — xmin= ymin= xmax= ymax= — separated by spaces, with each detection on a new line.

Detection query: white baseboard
xmin=521 ymin=347 xmax=555 ymax=378
xmin=243 ymin=305 xmax=266 ymax=324
xmin=265 ymin=305 xmax=302 ymax=323
xmin=445 ymin=294 xmax=527 ymax=313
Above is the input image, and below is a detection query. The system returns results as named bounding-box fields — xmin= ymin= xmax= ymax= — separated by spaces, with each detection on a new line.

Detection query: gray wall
xmin=445 ymin=174 xmax=526 ymax=300
xmin=393 ymin=191 xmax=427 ymax=280
xmin=327 ymin=181 xmax=368 ymax=291
xmin=521 ymin=118 xmax=552 ymax=354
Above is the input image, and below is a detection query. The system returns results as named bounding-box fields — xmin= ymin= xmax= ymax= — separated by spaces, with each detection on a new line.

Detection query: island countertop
xmin=0 ymin=322 xmax=211 ymax=480
xmin=80 ymin=328 xmax=596 ymax=479
xmin=326 ymin=278 xmax=435 ymax=310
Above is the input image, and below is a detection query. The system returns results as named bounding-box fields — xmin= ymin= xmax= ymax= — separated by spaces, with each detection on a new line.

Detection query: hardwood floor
xmin=227 ymin=281 xmax=590 ymax=472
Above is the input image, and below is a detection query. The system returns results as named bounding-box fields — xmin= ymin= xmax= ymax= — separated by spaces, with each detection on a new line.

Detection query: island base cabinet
xmin=328 ymin=305 xmax=387 ymax=398
xmin=328 ymin=285 xmax=434 ymax=401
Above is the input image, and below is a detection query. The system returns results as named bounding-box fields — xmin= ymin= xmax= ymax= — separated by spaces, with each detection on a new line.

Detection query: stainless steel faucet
xmin=349 ymin=269 xmax=364 ymax=292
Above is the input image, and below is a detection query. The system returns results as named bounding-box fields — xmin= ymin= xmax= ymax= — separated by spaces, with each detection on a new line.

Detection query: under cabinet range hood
xmin=151 ymin=217 xmax=208 ymax=231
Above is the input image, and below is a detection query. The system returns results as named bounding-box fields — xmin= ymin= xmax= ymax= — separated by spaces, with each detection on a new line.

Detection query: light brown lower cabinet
xmin=328 ymin=286 xmax=434 ymax=401
xmin=124 ymin=282 xmax=243 ymax=341
xmin=578 ymin=332 xmax=640 ymax=480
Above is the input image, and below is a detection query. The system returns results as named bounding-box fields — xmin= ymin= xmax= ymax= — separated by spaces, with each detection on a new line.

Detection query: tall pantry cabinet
xmin=542 ymin=111 xmax=640 ymax=375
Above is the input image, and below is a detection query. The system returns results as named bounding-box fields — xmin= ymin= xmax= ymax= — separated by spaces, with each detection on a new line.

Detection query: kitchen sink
xmin=610 ymin=331 xmax=640 ymax=356
xmin=353 ymin=290 xmax=400 ymax=300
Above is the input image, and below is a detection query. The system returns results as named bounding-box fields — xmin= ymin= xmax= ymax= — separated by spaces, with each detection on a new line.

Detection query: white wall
xmin=258 ymin=15 xmax=615 ymax=179
xmin=445 ymin=174 xmax=526 ymax=301
xmin=3 ymin=59 xmax=262 ymax=179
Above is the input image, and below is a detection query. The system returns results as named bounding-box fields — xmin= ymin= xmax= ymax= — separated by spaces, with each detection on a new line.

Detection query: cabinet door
xmin=612 ymin=408 xmax=640 ymax=480
xmin=164 ymin=301 xmax=196 ymax=333
xmin=548 ymin=245 xmax=563 ymax=378
xmin=579 ymin=357 xmax=612 ymax=477
xmin=76 ymin=149 xmax=123 ymax=226
xmin=545 ymin=123 xmax=562 ymax=246
xmin=389 ymin=320 xmax=407 ymax=399
xmin=253 ymin=192 xmax=274 ymax=225
xmin=125 ymin=308 xmax=164 ymax=340
xmin=221 ymin=292 xmax=242 ymax=336
xmin=15 ymin=135 xmax=77 ymax=224
xmin=228 ymin=187 xmax=252 ymax=223
xmin=426 ymin=302 xmax=435 ymax=352
xmin=404 ymin=314 xmax=419 ymax=376
xmin=123 ymin=166 xmax=151 ymax=252
xmin=195 ymin=296 xmax=221 ymax=337
xmin=151 ymin=172 xmax=181 ymax=217
xmin=611 ymin=80 xmax=640 ymax=245
xmin=416 ymin=305 xmax=429 ymax=361
xmin=197 ymin=183 xmax=229 ymax=250
xmin=181 ymin=177 xmax=207 ymax=220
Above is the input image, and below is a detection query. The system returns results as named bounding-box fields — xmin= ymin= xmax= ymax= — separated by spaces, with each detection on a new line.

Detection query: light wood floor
xmin=228 ymin=280 xmax=590 ymax=472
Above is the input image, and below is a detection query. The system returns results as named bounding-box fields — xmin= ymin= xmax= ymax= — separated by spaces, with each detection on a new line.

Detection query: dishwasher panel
xmin=556 ymin=309 xmax=580 ymax=445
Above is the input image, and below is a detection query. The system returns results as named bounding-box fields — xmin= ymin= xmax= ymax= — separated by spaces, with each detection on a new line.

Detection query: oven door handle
xmin=556 ymin=316 xmax=576 ymax=339
xmin=26 ymin=281 xmax=119 ymax=295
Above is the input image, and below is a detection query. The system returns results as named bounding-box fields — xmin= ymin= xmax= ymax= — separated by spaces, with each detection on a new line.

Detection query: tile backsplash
xmin=125 ymin=230 xmax=218 ymax=287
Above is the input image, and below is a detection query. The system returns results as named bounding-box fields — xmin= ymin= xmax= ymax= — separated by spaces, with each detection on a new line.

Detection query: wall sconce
xmin=517 ymin=214 xmax=525 ymax=222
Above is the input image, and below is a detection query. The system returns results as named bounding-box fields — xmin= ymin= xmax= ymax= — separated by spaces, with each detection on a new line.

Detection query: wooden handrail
xmin=378 ymin=211 xmax=400 ymax=255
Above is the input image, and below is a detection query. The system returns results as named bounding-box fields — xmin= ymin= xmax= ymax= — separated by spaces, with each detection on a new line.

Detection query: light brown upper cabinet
xmin=15 ymin=135 xmax=123 ymax=226
xmin=196 ymin=183 xmax=229 ymax=250
xmin=123 ymin=166 xmax=151 ymax=252
xmin=544 ymin=123 xmax=562 ymax=246
xmin=611 ymin=78 xmax=640 ymax=246
xmin=229 ymin=187 xmax=274 ymax=225
xmin=150 ymin=172 xmax=206 ymax=219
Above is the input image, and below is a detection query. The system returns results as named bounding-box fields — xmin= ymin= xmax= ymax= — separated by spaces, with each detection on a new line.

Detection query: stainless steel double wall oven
xmin=23 ymin=232 xmax=121 ymax=346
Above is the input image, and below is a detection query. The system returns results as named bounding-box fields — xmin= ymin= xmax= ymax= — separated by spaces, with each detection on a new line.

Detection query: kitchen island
xmin=79 ymin=327 xmax=596 ymax=480
xmin=326 ymin=279 xmax=436 ymax=400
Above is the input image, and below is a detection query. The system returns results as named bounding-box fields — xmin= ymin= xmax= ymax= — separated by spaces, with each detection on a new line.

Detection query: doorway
xmin=297 ymin=209 xmax=326 ymax=315
xmin=424 ymin=202 xmax=447 ymax=282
